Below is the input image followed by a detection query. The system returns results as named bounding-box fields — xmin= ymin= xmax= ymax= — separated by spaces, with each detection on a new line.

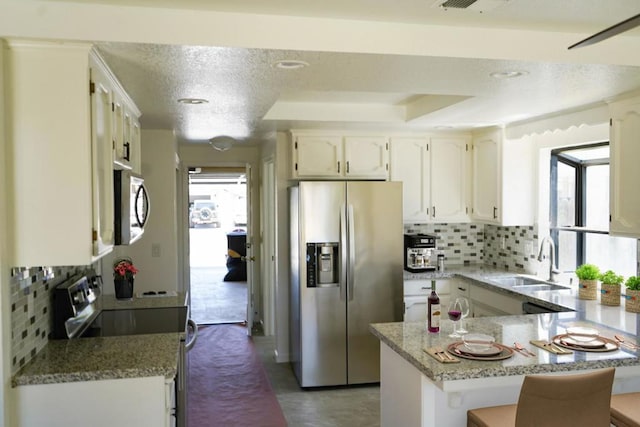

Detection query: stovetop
xmin=81 ymin=306 xmax=188 ymax=338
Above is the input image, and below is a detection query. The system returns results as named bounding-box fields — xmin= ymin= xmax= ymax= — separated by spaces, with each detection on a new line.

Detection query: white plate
xmin=460 ymin=343 xmax=503 ymax=356
xmin=561 ymin=336 xmax=606 ymax=348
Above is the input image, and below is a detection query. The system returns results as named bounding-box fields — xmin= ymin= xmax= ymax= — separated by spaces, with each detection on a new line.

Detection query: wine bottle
xmin=427 ymin=280 xmax=440 ymax=333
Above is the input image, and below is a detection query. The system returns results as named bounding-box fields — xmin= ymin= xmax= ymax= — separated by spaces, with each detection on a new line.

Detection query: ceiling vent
xmin=431 ymin=0 xmax=508 ymax=12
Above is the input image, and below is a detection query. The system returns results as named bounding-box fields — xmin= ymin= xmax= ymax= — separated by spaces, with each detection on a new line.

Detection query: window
xmin=550 ymin=143 xmax=637 ymax=278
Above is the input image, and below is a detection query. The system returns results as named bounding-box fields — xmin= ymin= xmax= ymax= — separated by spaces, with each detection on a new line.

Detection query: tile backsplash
xmin=9 ymin=265 xmax=87 ymax=374
xmin=483 ymin=225 xmax=538 ymax=274
xmin=405 ymin=223 xmax=538 ymax=274
xmin=404 ymin=223 xmax=484 ymax=265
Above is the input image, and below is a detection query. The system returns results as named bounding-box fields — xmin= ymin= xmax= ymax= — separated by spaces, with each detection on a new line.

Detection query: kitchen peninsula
xmin=372 ymin=266 xmax=640 ymax=427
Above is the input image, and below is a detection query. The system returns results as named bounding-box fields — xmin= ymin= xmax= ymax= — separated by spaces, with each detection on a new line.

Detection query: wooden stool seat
xmin=467 ymin=367 xmax=615 ymax=427
xmin=611 ymin=392 xmax=640 ymax=427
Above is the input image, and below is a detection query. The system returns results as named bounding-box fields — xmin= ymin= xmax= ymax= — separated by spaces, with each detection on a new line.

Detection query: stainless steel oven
xmin=52 ymin=272 xmax=197 ymax=426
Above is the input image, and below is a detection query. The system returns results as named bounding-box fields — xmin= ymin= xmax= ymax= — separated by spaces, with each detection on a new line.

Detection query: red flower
xmin=113 ymin=258 xmax=138 ymax=280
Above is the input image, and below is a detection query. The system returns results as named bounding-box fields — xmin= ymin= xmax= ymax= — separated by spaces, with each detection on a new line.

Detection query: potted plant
xmin=575 ymin=263 xmax=600 ymax=300
xmin=625 ymin=276 xmax=640 ymax=313
xmin=113 ymin=257 xmax=138 ymax=300
xmin=599 ymin=270 xmax=623 ymax=306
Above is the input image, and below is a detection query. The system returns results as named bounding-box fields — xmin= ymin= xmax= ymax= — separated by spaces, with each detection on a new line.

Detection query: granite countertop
xmin=372 ymin=265 xmax=640 ymax=383
xmin=13 ymin=292 xmax=188 ymax=387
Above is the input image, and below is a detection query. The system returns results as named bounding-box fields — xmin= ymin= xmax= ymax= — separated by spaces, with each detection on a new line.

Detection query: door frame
xmin=180 ymin=163 xmax=258 ymax=332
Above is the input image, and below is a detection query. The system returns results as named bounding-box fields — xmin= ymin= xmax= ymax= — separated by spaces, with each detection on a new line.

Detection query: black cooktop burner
xmin=81 ymin=306 xmax=187 ymax=337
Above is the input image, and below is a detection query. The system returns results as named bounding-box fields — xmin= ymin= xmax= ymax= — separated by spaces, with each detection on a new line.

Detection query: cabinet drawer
xmin=404 ymin=279 xmax=451 ymax=296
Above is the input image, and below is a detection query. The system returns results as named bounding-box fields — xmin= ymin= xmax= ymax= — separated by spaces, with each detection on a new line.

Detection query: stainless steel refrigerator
xmin=289 ymin=181 xmax=403 ymax=387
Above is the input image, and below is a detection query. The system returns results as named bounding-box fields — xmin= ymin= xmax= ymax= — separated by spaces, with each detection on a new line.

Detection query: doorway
xmin=188 ymin=167 xmax=248 ymax=325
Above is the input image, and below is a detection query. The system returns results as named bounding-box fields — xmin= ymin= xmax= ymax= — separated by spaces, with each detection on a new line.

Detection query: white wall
xmin=273 ymin=132 xmax=292 ymax=362
xmin=0 ymin=38 xmax=13 ymax=427
xmin=100 ymin=130 xmax=180 ymax=295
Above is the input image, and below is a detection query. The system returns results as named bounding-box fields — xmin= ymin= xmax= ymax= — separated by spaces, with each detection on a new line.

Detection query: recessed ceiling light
xmin=272 ymin=60 xmax=309 ymax=70
xmin=490 ymin=70 xmax=529 ymax=79
xmin=434 ymin=125 xmax=454 ymax=130
xmin=177 ymin=98 xmax=209 ymax=105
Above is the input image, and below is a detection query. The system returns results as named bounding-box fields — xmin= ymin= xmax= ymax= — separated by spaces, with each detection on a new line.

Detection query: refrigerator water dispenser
xmin=306 ymin=242 xmax=339 ymax=287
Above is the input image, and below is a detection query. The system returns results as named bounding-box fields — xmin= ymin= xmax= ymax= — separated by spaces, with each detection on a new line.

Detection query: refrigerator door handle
xmin=340 ymin=203 xmax=348 ymax=301
xmin=347 ymin=204 xmax=355 ymax=301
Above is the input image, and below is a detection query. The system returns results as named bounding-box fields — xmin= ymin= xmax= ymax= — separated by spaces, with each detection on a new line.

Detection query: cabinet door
xmin=112 ymin=94 xmax=126 ymax=168
xmin=472 ymin=134 xmax=499 ymax=223
xmin=430 ymin=137 xmax=470 ymax=222
xmin=610 ymin=98 xmax=640 ymax=237
xmin=130 ymin=118 xmax=142 ymax=174
xmin=293 ymin=135 xmax=343 ymax=177
xmin=344 ymin=136 xmax=389 ymax=179
xmin=390 ymin=138 xmax=430 ymax=222
xmin=90 ymin=69 xmax=115 ymax=257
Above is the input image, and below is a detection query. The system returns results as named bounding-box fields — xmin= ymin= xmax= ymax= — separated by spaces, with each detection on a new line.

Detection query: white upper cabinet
xmin=390 ymin=138 xmax=430 ymax=222
xmin=110 ymin=66 xmax=141 ymax=173
xmin=609 ymin=96 xmax=640 ymax=237
xmin=291 ymin=133 xmax=389 ymax=179
xmin=472 ymin=132 xmax=499 ymax=223
xmin=343 ymin=136 xmax=389 ymax=178
xmin=471 ymin=128 xmax=534 ymax=226
xmin=430 ymin=137 xmax=470 ymax=223
xmin=4 ymin=40 xmax=140 ymax=266
xmin=390 ymin=136 xmax=470 ymax=223
xmin=5 ymin=40 xmax=112 ymax=266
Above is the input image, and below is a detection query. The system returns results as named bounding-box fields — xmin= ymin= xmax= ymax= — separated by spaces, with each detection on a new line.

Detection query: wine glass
xmin=447 ymin=299 xmax=463 ymax=338
xmin=456 ymin=297 xmax=470 ymax=335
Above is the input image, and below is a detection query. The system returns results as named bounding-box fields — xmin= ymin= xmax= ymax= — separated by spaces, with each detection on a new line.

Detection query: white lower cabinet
xmin=403 ymin=279 xmax=451 ymax=323
xmin=14 ymin=376 xmax=171 ymax=427
xmin=470 ymin=285 xmax=524 ymax=317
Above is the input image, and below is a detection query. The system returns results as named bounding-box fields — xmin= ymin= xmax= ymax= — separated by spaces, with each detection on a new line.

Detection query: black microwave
xmin=114 ymin=170 xmax=150 ymax=245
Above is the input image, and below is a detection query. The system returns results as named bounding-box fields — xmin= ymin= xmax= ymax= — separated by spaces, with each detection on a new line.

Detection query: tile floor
xmin=253 ymin=335 xmax=381 ymax=427
xmin=190 ymin=266 xmax=247 ymax=324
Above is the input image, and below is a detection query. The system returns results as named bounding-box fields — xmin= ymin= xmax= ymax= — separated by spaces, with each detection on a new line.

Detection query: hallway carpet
xmin=188 ymin=324 xmax=287 ymax=427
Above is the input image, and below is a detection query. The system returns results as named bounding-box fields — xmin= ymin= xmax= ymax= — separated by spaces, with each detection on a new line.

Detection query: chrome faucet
xmin=537 ymin=236 xmax=561 ymax=282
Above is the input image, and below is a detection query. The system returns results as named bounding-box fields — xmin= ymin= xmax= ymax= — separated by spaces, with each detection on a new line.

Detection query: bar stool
xmin=611 ymin=392 xmax=640 ymax=426
xmin=467 ymin=367 xmax=615 ymax=427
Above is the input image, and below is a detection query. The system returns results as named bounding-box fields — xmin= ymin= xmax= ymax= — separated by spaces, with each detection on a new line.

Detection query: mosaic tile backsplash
xmin=9 ymin=225 xmax=541 ymax=375
xmin=9 ymin=265 xmax=88 ymax=375
xmin=404 ymin=223 xmax=538 ymax=274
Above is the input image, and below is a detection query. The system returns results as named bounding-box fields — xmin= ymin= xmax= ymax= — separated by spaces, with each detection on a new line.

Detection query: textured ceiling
xmin=29 ymin=0 xmax=640 ymax=145
xmin=96 ymin=43 xmax=640 ymax=144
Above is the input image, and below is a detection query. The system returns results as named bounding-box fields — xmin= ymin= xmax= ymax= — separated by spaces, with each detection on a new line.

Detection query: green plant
xmin=575 ymin=263 xmax=600 ymax=281
xmin=600 ymin=270 xmax=624 ymax=286
xmin=625 ymin=276 xmax=640 ymax=291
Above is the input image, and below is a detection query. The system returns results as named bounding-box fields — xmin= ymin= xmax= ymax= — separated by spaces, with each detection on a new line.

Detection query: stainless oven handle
xmin=186 ymin=319 xmax=198 ymax=351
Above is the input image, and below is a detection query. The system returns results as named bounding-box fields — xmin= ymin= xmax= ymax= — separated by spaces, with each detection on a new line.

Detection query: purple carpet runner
xmin=187 ymin=324 xmax=287 ymax=426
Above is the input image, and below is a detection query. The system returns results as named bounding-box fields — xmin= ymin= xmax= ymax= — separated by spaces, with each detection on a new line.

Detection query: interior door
xmin=244 ymin=163 xmax=255 ymax=336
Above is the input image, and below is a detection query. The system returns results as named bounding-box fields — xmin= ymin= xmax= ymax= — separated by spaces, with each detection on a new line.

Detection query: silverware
xmin=550 ymin=342 xmax=571 ymax=354
xmin=435 ymin=347 xmax=456 ymax=361
xmin=615 ymin=335 xmax=639 ymax=350
xmin=514 ymin=342 xmax=536 ymax=357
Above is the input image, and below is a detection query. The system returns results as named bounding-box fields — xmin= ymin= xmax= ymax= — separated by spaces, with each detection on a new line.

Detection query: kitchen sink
xmin=490 ymin=276 xmax=570 ymax=291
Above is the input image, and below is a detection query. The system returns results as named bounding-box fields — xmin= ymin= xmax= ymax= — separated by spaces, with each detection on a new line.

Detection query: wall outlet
xmin=152 ymin=243 xmax=161 ymax=257
xmin=524 ymin=240 xmax=533 ymax=256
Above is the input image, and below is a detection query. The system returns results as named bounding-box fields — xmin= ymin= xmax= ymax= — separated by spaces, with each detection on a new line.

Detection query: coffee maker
xmin=404 ymin=233 xmax=437 ymax=272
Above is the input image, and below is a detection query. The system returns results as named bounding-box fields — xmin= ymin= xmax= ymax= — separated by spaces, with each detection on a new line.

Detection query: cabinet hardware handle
xmin=347 ymin=161 xmax=350 ymax=173
xmin=337 ymin=161 xmax=340 ymax=173
xmin=493 ymin=207 xmax=497 ymax=219
xmin=432 ymin=206 xmax=436 ymax=217
xmin=458 ymin=287 xmax=466 ymax=291
xmin=123 ymin=142 xmax=130 ymax=161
